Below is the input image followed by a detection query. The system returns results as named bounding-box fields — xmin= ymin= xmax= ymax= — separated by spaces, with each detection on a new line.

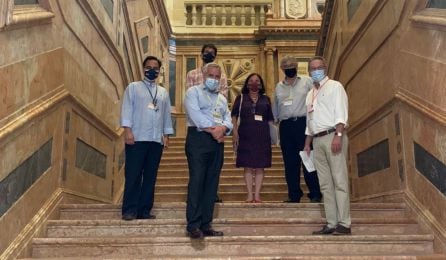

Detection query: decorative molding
xmin=350 ymin=189 xmax=405 ymax=202
xmin=0 ymin=188 xmax=64 ymax=260
xmin=0 ymin=86 xmax=68 ymax=143
xmin=284 ymin=0 xmax=307 ymax=19
xmin=62 ymin=187 xmax=114 ymax=204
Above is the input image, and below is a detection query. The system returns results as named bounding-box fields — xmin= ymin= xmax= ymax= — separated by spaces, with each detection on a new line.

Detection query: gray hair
xmin=202 ymin=62 xmax=221 ymax=74
xmin=280 ymin=56 xmax=298 ymax=68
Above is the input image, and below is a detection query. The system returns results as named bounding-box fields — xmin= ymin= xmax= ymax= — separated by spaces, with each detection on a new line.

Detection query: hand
xmin=163 ymin=136 xmax=169 ymax=149
xmin=331 ymin=136 xmax=342 ymax=154
xmin=232 ymin=132 xmax=239 ymax=149
xmin=210 ymin=126 xmax=226 ymax=141
xmin=303 ymin=145 xmax=311 ymax=156
xmin=124 ymin=128 xmax=135 ymax=145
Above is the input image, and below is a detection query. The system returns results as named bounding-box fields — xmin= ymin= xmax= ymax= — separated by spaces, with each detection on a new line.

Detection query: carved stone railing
xmin=185 ymin=1 xmax=272 ymax=27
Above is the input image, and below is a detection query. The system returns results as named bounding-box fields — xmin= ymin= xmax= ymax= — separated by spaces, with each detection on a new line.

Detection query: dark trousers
xmin=185 ymin=127 xmax=224 ymax=232
xmin=122 ymin=141 xmax=163 ymax=217
xmin=279 ymin=117 xmax=322 ymax=201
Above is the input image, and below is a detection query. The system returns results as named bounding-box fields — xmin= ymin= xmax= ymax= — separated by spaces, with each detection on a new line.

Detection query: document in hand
xmin=299 ymin=150 xmax=316 ymax=172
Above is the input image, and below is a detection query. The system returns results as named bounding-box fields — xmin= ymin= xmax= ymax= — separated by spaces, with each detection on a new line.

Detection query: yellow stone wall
xmin=0 ymin=0 xmax=170 ymax=258
xmin=322 ymin=0 xmax=446 ymax=250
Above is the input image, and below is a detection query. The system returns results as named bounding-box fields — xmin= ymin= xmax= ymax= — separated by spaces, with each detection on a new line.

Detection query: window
xmin=1 ymin=0 xmax=53 ymax=30
xmin=14 ymin=0 xmax=38 ymax=4
xmin=427 ymin=0 xmax=446 ymax=9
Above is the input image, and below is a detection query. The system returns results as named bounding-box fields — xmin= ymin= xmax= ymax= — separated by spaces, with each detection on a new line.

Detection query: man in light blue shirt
xmin=184 ymin=62 xmax=232 ymax=239
xmin=120 ymin=56 xmax=174 ymax=221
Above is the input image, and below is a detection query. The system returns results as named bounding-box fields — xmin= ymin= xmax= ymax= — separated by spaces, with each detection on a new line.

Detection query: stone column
xmin=264 ymin=47 xmax=276 ymax=96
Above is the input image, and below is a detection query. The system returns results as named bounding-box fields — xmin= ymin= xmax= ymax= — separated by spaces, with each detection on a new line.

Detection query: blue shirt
xmin=184 ymin=85 xmax=233 ymax=133
xmin=120 ymin=79 xmax=174 ymax=144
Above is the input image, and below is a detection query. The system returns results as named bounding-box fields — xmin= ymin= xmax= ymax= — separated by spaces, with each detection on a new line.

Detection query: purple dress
xmin=231 ymin=94 xmax=273 ymax=168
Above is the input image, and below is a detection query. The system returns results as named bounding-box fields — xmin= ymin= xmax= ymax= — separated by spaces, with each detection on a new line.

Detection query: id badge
xmin=213 ymin=113 xmax=223 ymax=125
xmin=284 ymin=100 xmax=293 ymax=106
xmin=254 ymin=114 xmax=263 ymax=121
xmin=148 ymin=103 xmax=156 ymax=110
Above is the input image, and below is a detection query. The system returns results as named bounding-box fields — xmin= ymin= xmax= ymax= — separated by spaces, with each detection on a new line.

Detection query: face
xmin=247 ymin=75 xmax=261 ymax=91
xmin=202 ymin=47 xmax=216 ymax=57
xmin=205 ymin=66 xmax=221 ymax=80
xmin=281 ymin=61 xmax=297 ymax=71
xmin=143 ymin=59 xmax=160 ymax=72
xmin=308 ymin=59 xmax=326 ymax=72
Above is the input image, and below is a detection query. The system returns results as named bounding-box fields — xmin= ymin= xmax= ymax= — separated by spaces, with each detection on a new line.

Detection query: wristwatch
xmin=336 ymin=132 xmax=343 ymax=137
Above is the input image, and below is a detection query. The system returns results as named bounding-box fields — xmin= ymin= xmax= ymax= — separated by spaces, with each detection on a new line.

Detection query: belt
xmin=313 ymin=128 xmax=336 ymax=138
xmin=282 ymin=116 xmax=305 ymax=122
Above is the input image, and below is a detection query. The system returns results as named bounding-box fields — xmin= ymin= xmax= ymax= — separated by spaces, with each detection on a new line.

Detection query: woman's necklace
xmin=249 ymin=93 xmax=259 ymax=103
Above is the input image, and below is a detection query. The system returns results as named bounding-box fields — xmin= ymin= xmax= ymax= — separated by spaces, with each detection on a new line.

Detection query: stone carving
xmin=219 ymin=58 xmax=255 ymax=105
xmin=285 ymin=0 xmax=307 ymax=19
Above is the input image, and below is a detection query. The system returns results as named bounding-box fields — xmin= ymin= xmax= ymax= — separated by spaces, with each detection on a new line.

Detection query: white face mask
xmin=204 ymin=78 xmax=219 ymax=92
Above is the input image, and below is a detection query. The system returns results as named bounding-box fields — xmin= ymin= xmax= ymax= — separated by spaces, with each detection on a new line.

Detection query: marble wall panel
xmin=414 ymin=142 xmax=446 ymax=196
xmin=402 ymin=108 xmax=446 ymax=230
xmin=75 ymin=138 xmax=107 ymax=179
xmin=349 ymin=110 xmax=402 ymax=199
xmin=357 ymin=139 xmax=390 ymax=177
xmin=0 ymin=106 xmax=64 ymax=256
xmin=0 ymin=139 xmax=52 ymax=217
xmin=62 ymin=109 xmax=114 ymax=202
xmin=338 ymin=0 xmax=404 ymax=86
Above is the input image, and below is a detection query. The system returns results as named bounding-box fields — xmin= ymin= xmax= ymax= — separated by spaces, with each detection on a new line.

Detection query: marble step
xmin=58 ymin=203 xmax=410 ymax=220
xmin=155 ymin=182 xmax=288 ymax=193
xmin=45 ymin=218 xmax=424 ymax=238
xmin=163 ymin=145 xmax=282 ymax=152
xmin=161 ymin=149 xmax=283 ymax=157
xmin=31 ymin=234 xmax=435 ymax=258
xmin=158 ymin=167 xmax=287 ymax=176
xmin=154 ymin=191 xmax=290 ymax=202
xmin=158 ymin=160 xmax=284 ymax=168
xmin=19 ymin=255 xmax=446 ymax=260
xmin=156 ymin=175 xmax=286 ymax=185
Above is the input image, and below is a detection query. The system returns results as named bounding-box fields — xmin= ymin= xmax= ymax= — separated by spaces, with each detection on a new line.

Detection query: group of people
xmin=119 ymin=44 xmax=351 ymax=240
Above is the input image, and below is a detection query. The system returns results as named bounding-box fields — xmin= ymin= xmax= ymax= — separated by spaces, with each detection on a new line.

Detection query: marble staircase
xmin=25 ymin=137 xmax=446 ymax=259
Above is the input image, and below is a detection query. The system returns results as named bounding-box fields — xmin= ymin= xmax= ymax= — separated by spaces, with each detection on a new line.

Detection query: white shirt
xmin=305 ymin=77 xmax=348 ymax=136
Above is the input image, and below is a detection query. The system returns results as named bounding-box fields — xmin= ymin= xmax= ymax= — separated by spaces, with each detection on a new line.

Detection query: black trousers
xmin=122 ymin=141 xmax=163 ymax=217
xmin=185 ymin=127 xmax=224 ymax=232
xmin=279 ymin=117 xmax=322 ymax=201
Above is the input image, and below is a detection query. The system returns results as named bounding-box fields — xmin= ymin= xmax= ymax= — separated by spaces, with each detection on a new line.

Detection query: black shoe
xmin=215 ymin=196 xmax=223 ymax=203
xmin=202 ymin=228 xmax=224 ymax=237
xmin=283 ymin=198 xmax=300 ymax=203
xmin=187 ymin=228 xmax=204 ymax=239
xmin=122 ymin=214 xmax=136 ymax=221
xmin=333 ymin=225 xmax=351 ymax=235
xmin=137 ymin=214 xmax=156 ymax=219
xmin=312 ymin=225 xmax=336 ymax=235
xmin=310 ymin=197 xmax=322 ymax=203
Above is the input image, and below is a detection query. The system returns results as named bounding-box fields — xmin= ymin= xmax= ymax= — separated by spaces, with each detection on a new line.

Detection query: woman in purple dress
xmin=231 ymin=73 xmax=274 ymax=203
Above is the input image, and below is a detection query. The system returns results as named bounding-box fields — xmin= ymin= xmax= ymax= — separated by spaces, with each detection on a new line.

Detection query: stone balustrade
xmin=184 ymin=1 xmax=272 ymax=27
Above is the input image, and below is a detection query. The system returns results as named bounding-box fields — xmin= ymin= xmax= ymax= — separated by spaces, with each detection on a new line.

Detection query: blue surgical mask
xmin=204 ymin=78 xmax=219 ymax=92
xmin=311 ymin=69 xmax=326 ymax=83
xmin=144 ymin=69 xmax=159 ymax=81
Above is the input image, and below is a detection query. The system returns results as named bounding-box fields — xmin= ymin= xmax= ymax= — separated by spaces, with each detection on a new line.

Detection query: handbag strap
xmin=237 ymin=94 xmax=243 ymax=124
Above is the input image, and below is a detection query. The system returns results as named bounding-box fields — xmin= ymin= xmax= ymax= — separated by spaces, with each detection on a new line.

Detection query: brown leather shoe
xmin=333 ymin=225 xmax=351 ymax=235
xmin=187 ymin=228 xmax=204 ymax=239
xmin=312 ymin=225 xmax=335 ymax=235
xmin=202 ymin=228 xmax=224 ymax=237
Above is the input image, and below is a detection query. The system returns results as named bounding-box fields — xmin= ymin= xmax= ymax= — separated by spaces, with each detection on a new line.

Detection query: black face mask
xmin=202 ymin=53 xmax=215 ymax=63
xmin=284 ymin=68 xmax=297 ymax=78
xmin=145 ymin=69 xmax=159 ymax=81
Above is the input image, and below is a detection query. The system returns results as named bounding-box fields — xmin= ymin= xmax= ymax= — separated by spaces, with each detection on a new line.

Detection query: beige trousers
xmin=313 ymin=133 xmax=351 ymax=228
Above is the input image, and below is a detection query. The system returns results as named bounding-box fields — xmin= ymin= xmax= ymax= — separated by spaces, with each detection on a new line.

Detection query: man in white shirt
xmin=304 ymin=56 xmax=351 ymax=235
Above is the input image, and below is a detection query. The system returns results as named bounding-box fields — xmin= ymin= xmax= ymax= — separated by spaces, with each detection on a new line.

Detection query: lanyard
xmin=311 ymin=80 xmax=328 ymax=107
xmin=204 ymin=90 xmax=221 ymax=113
xmin=144 ymin=81 xmax=158 ymax=105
